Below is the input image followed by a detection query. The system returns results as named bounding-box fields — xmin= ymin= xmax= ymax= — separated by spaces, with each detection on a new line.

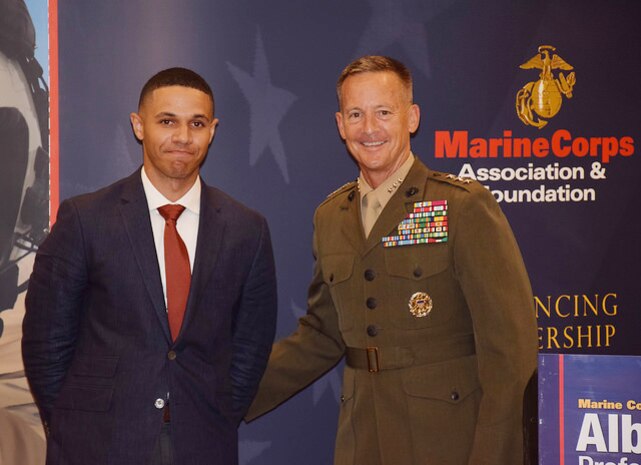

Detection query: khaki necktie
xmin=158 ymin=204 xmax=191 ymax=341
xmin=362 ymin=192 xmax=382 ymax=238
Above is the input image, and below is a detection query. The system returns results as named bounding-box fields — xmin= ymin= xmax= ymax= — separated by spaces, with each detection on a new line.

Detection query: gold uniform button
xmin=167 ymin=351 xmax=177 ymax=361
xmin=366 ymin=325 xmax=379 ymax=337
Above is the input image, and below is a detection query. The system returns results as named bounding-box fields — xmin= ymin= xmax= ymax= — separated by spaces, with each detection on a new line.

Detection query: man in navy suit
xmin=22 ymin=67 xmax=278 ymax=465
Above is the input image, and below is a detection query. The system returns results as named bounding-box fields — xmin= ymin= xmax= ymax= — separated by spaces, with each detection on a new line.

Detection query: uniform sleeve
xmin=22 ymin=199 xmax=88 ymax=426
xmin=452 ymin=187 xmax=538 ymax=464
xmin=245 ymin=210 xmax=346 ymax=421
xmin=229 ymin=217 xmax=278 ymax=421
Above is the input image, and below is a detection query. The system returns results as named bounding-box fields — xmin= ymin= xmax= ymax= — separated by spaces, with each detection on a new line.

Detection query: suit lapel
xmin=118 ymin=171 xmax=171 ymax=341
xmin=178 ymin=182 xmax=226 ymax=341
xmin=362 ymin=160 xmax=429 ymax=256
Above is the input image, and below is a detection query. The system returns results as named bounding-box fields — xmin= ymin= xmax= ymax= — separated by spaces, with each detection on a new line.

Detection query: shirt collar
xmin=358 ymin=152 xmax=415 ymax=205
xmin=141 ymin=167 xmax=201 ymax=214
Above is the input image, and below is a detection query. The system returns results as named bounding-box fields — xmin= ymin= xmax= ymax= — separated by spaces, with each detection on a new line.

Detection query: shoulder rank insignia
xmin=326 ymin=180 xmax=357 ymax=199
xmin=444 ymin=173 xmax=472 ymax=184
xmin=382 ymin=200 xmax=448 ymax=247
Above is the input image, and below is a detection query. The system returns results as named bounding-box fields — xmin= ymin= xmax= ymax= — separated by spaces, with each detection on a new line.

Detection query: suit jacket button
xmin=413 ymin=267 xmax=423 ymax=278
xmin=167 ymin=350 xmax=177 ymax=361
xmin=366 ymin=297 xmax=377 ymax=309
xmin=364 ymin=269 xmax=376 ymax=281
xmin=450 ymin=391 xmax=460 ymax=401
xmin=154 ymin=398 xmax=165 ymax=409
xmin=366 ymin=325 xmax=378 ymax=337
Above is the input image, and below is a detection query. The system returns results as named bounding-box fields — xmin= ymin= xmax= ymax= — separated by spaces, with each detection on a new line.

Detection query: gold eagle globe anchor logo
xmin=515 ymin=45 xmax=576 ymax=129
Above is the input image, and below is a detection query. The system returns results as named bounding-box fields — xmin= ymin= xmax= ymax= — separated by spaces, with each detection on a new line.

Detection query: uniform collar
xmin=358 ymin=152 xmax=415 ymax=211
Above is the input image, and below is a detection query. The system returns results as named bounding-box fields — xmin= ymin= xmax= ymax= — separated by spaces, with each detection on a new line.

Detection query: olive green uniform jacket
xmin=247 ymin=159 xmax=538 ymax=465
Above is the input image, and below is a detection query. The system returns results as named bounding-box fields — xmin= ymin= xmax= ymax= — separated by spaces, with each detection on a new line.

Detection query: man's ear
xmin=335 ymin=112 xmax=346 ymax=140
xmin=208 ymin=118 xmax=219 ymax=144
xmin=408 ymin=104 xmax=420 ymax=134
xmin=130 ymin=113 xmax=144 ymax=141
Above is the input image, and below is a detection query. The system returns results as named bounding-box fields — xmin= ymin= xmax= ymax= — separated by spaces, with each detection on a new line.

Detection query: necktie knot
xmin=364 ymin=192 xmax=381 ymax=212
xmin=158 ymin=204 xmax=186 ymax=223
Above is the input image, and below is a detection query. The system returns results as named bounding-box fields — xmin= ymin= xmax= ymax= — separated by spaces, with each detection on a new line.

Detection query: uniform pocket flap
xmin=321 ymin=254 xmax=355 ymax=285
xmin=385 ymin=244 xmax=449 ymax=280
xmin=71 ymin=355 xmax=119 ymax=378
xmin=402 ymin=355 xmax=480 ymax=404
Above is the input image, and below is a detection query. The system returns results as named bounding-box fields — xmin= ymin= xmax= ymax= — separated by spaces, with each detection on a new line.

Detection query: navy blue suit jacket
xmin=22 ymin=170 xmax=277 ymax=465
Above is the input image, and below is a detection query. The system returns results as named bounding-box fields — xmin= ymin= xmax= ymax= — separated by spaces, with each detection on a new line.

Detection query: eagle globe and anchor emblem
xmin=515 ymin=45 xmax=576 ymax=129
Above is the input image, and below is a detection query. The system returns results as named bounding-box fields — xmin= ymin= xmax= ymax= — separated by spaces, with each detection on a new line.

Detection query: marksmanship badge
xmin=409 ymin=292 xmax=433 ymax=318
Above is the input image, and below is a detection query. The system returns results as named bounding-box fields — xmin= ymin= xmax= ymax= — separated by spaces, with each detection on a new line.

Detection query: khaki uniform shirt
xmin=359 ymin=153 xmax=415 ymax=237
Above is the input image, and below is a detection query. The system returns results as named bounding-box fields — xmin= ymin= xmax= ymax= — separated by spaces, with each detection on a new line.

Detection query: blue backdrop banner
xmin=1 ymin=0 xmax=639 ymax=463
xmin=53 ymin=2 xmax=641 ymax=463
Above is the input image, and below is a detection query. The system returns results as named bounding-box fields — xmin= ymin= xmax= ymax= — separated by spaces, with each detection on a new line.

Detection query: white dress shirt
xmin=141 ymin=168 xmax=200 ymax=308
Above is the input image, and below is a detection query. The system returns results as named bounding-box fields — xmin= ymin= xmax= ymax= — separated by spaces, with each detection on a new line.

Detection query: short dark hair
xmin=138 ymin=67 xmax=215 ymax=113
xmin=336 ymin=55 xmax=413 ymax=106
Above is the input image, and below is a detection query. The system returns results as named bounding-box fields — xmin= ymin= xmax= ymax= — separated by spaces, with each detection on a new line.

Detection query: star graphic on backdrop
xmin=355 ymin=0 xmax=456 ymax=79
xmin=227 ymin=31 xmax=297 ymax=184
xmin=291 ymin=299 xmax=341 ymax=404
xmin=239 ymin=440 xmax=271 ymax=465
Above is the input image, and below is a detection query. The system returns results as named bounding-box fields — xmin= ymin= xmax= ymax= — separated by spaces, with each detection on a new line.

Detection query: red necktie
xmin=158 ymin=204 xmax=191 ymax=341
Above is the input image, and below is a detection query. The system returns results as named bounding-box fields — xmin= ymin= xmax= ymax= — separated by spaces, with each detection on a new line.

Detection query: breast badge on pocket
xmin=382 ymin=200 xmax=448 ymax=248
xmin=409 ymin=292 xmax=433 ymax=318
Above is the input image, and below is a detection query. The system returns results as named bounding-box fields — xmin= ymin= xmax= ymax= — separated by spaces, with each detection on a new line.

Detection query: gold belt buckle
xmin=366 ymin=347 xmax=380 ymax=373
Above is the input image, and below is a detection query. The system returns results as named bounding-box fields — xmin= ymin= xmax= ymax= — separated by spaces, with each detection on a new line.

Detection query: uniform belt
xmin=345 ymin=336 xmax=476 ymax=373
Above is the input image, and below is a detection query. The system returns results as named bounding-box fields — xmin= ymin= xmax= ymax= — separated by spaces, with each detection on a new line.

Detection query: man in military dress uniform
xmin=246 ymin=55 xmax=538 ymax=465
